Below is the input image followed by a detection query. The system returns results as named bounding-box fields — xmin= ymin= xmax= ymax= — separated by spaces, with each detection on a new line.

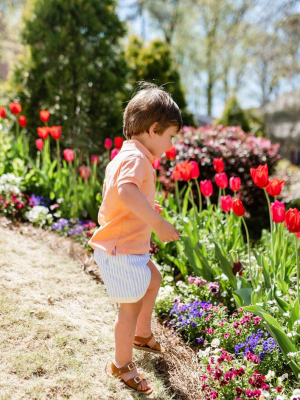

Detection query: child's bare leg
xmin=114 ymin=299 xmax=151 ymax=390
xmin=135 ymin=259 xmax=162 ymax=345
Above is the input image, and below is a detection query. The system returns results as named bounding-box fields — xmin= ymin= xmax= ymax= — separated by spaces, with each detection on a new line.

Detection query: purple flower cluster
xmin=29 ymin=194 xmax=49 ymax=207
xmin=169 ymin=300 xmax=212 ymax=329
xmin=235 ymin=329 xmax=279 ymax=361
xmin=51 ymin=218 xmax=69 ymax=230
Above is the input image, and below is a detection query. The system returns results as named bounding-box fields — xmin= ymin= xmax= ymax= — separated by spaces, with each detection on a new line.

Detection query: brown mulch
xmin=0 ymin=215 xmax=204 ymax=400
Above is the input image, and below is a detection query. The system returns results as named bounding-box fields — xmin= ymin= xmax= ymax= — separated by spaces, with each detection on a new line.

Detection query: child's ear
xmin=149 ymin=122 xmax=159 ymax=138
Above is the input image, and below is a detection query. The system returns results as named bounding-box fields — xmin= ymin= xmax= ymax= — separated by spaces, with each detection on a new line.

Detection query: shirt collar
xmin=120 ymin=139 xmax=156 ymax=164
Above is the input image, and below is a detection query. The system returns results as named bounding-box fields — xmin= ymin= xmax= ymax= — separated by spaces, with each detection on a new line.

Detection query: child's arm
xmin=118 ymin=183 xmax=180 ymax=243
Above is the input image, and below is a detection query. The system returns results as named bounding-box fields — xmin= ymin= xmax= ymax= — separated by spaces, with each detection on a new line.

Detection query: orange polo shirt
xmin=88 ymin=139 xmax=156 ymax=255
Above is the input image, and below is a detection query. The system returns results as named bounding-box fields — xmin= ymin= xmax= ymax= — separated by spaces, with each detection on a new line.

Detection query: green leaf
xmin=233 ymin=288 xmax=252 ymax=306
xmin=214 ymin=242 xmax=237 ymax=290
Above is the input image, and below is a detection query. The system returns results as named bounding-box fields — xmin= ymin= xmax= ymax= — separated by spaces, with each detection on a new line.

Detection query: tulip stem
xmin=295 ymin=235 xmax=300 ymax=306
xmin=175 ymin=180 xmax=181 ymax=213
xmin=195 ymin=178 xmax=202 ymax=214
xmin=188 ymin=181 xmax=197 ymax=222
xmin=217 ymin=188 xmax=221 ymax=211
xmin=264 ymin=188 xmax=275 ymax=266
xmin=242 ymin=216 xmax=253 ymax=286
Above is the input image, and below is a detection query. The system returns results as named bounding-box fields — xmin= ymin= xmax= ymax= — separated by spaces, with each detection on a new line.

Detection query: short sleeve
xmin=117 ymin=156 xmax=146 ymax=190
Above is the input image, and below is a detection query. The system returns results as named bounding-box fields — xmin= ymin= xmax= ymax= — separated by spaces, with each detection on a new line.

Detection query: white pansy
xmin=261 ymin=391 xmax=270 ymax=399
xmin=163 ymin=265 xmax=172 ymax=272
xmin=211 ymin=339 xmax=220 ymax=348
xmin=164 ymin=276 xmax=174 ymax=283
xmin=270 ymin=306 xmax=278 ymax=313
xmin=265 ymin=370 xmax=275 ymax=380
xmin=0 ymin=173 xmax=24 ymax=195
xmin=25 ymin=206 xmax=51 ymax=226
xmin=283 ymin=311 xmax=290 ymax=317
xmin=221 ymin=291 xmax=227 ymax=297
xmin=176 ymin=281 xmax=187 ymax=288
xmin=198 ymin=347 xmax=211 ymax=358
xmin=156 ymin=285 xmax=174 ymax=301
xmin=291 ymin=389 xmax=300 ymax=399
xmin=278 ymin=373 xmax=288 ymax=382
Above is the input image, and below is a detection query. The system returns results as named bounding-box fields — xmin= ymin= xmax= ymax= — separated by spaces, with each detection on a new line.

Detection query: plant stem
xmin=295 ymin=234 xmax=300 ymax=306
xmin=264 ymin=188 xmax=275 ymax=265
xmin=188 ymin=181 xmax=197 ymax=222
xmin=175 ymin=179 xmax=181 ymax=213
xmin=242 ymin=216 xmax=253 ymax=286
xmin=195 ymin=178 xmax=202 ymax=213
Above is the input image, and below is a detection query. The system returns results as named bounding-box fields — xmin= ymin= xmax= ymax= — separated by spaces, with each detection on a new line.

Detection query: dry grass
xmin=0 ymin=215 xmax=203 ymax=400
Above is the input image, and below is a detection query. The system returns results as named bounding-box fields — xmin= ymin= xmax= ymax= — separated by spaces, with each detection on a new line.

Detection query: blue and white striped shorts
xmin=93 ymin=248 xmax=152 ymax=303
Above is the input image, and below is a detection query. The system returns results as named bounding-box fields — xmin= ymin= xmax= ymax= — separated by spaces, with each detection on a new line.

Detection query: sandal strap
xmin=134 ymin=332 xmax=153 ymax=345
xmin=110 ymin=360 xmax=136 ymax=377
xmin=126 ymin=373 xmax=147 ymax=390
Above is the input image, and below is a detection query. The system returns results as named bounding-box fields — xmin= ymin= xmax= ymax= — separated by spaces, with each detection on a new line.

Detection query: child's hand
xmin=154 ymin=219 xmax=180 ymax=243
xmin=154 ymin=200 xmax=163 ymax=215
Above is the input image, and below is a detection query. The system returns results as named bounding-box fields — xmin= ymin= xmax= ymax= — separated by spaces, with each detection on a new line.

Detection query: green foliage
xmin=216 ymin=96 xmax=251 ymax=132
xmin=10 ymin=0 xmax=129 ymax=155
xmin=125 ymin=35 xmax=195 ymax=126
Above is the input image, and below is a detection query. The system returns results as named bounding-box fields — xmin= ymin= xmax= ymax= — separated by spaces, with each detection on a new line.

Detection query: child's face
xmin=153 ymin=125 xmax=180 ymax=158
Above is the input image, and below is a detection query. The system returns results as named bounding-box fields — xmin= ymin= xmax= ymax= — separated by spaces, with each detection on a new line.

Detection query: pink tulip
xmin=111 ymin=148 xmax=119 ymax=160
xmin=35 ymin=138 xmax=44 ymax=150
xmin=63 ymin=149 xmax=74 ymax=162
xmin=104 ymin=138 xmax=112 ymax=150
xmin=215 ymin=172 xmax=228 ymax=189
xmin=271 ymin=200 xmax=285 ymax=223
xmin=79 ymin=166 xmax=90 ymax=179
xmin=229 ymin=177 xmax=241 ymax=192
xmin=220 ymin=195 xmax=232 ymax=212
xmin=152 ymin=158 xmax=161 ymax=169
xmin=91 ymin=155 xmax=99 ymax=165
xmin=200 ymin=180 xmax=213 ymax=197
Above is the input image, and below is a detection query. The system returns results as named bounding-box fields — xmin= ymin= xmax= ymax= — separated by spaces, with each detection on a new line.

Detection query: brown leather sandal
xmin=105 ymin=360 xmax=153 ymax=395
xmin=133 ymin=332 xmax=165 ymax=354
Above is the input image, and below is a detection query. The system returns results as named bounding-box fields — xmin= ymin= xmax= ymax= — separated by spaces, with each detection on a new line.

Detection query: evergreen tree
xmin=216 ymin=96 xmax=251 ymax=132
xmin=11 ymin=0 xmax=129 ymax=155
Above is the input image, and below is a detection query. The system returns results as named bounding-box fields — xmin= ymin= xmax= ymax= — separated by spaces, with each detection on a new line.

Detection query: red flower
xmin=18 ymin=115 xmax=27 ymax=127
xmin=200 ymin=180 xmax=213 ymax=197
xmin=285 ymin=208 xmax=300 ymax=233
xmin=220 ymin=195 xmax=232 ymax=212
xmin=276 ymin=386 xmax=282 ymax=393
xmin=63 ymin=149 xmax=74 ymax=162
xmin=90 ymin=155 xmax=99 ymax=165
xmin=40 ymin=110 xmax=50 ymax=122
xmin=37 ymin=127 xmax=49 ymax=139
xmin=190 ymin=161 xmax=200 ymax=179
xmin=229 ymin=177 xmax=241 ymax=192
xmin=250 ymin=164 xmax=269 ymax=189
xmin=0 ymin=107 xmax=6 ymax=118
xmin=215 ymin=172 xmax=228 ymax=189
xmin=271 ymin=200 xmax=285 ymax=223
xmin=232 ymin=199 xmax=246 ymax=217
xmin=35 ymin=138 xmax=44 ymax=150
xmin=114 ymin=137 xmax=123 ymax=149
xmin=165 ymin=146 xmax=176 ymax=160
xmin=111 ymin=148 xmax=119 ymax=160
xmin=232 ymin=261 xmax=244 ymax=276
xmin=79 ymin=166 xmax=90 ymax=179
xmin=180 ymin=161 xmax=193 ymax=181
xmin=49 ymin=126 xmax=62 ymax=140
xmin=213 ymin=158 xmax=224 ymax=173
xmin=9 ymin=102 xmax=22 ymax=115
xmin=172 ymin=164 xmax=181 ymax=181
xmin=152 ymin=158 xmax=161 ymax=169
xmin=266 ymin=178 xmax=285 ymax=197
xmin=104 ymin=138 xmax=112 ymax=150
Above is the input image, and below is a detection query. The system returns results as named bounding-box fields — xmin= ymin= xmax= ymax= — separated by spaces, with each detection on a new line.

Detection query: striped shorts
xmin=93 ymin=248 xmax=152 ymax=303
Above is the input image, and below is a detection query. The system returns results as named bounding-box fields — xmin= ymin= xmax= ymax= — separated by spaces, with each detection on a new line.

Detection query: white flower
xmin=287 ymin=352 xmax=298 ymax=357
xmin=211 ymin=339 xmax=220 ymax=348
xmin=261 ymin=390 xmax=270 ymax=399
xmin=164 ymin=276 xmax=174 ymax=283
xmin=57 ymin=197 xmax=64 ymax=203
xmin=278 ymin=373 xmax=288 ymax=382
xmin=291 ymin=389 xmax=300 ymax=399
xmin=275 ymin=395 xmax=286 ymax=400
xmin=163 ymin=265 xmax=171 ymax=272
xmin=176 ymin=281 xmax=187 ymax=288
xmin=256 ymin=302 xmax=264 ymax=306
xmin=265 ymin=370 xmax=275 ymax=380
xmin=293 ymin=319 xmax=300 ymax=327
xmin=270 ymin=306 xmax=278 ymax=313
xmin=283 ymin=311 xmax=290 ymax=317
xmin=221 ymin=291 xmax=227 ymax=297
xmin=198 ymin=347 xmax=211 ymax=358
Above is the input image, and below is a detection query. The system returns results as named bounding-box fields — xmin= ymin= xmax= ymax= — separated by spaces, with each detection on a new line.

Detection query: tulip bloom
xmin=35 ymin=139 xmax=44 ymax=151
xmin=37 ymin=127 xmax=50 ymax=139
xmin=267 ymin=179 xmax=285 ymax=197
xmin=79 ymin=166 xmax=90 ymax=179
xmin=180 ymin=161 xmax=193 ymax=181
xmin=63 ymin=149 xmax=74 ymax=162
xmin=114 ymin=137 xmax=123 ymax=149
xmin=229 ymin=177 xmax=241 ymax=192
xmin=285 ymin=208 xmax=300 ymax=233
xmin=90 ymin=155 xmax=99 ymax=165
xmin=271 ymin=200 xmax=285 ymax=223
xmin=232 ymin=199 xmax=246 ymax=217
xmin=215 ymin=172 xmax=228 ymax=189
xmin=9 ymin=102 xmax=22 ymax=115
xmin=200 ymin=180 xmax=213 ymax=197
xmin=190 ymin=161 xmax=200 ymax=179
xmin=220 ymin=195 xmax=232 ymax=212
xmin=18 ymin=115 xmax=27 ymax=127
xmin=49 ymin=126 xmax=62 ymax=140
xmin=250 ymin=164 xmax=269 ymax=189
xmin=165 ymin=146 xmax=176 ymax=160
xmin=213 ymin=158 xmax=224 ymax=173
xmin=40 ymin=110 xmax=50 ymax=122
xmin=104 ymin=138 xmax=112 ymax=150
xmin=172 ymin=164 xmax=181 ymax=181
xmin=111 ymin=148 xmax=119 ymax=160
xmin=152 ymin=158 xmax=161 ymax=169
xmin=0 ymin=107 xmax=6 ymax=118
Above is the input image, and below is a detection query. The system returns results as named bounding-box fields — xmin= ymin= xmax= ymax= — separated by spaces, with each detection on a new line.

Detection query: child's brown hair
xmin=123 ymin=82 xmax=183 ymax=140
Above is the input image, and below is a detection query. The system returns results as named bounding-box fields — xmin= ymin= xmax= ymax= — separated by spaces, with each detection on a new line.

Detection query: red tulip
xmin=215 ymin=172 xmax=228 ymax=189
xmin=213 ymin=158 xmax=224 ymax=173
xmin=90 ymin=155 xmax=99 ymax=165
xmin=250 ymin=164 xmax=269 ymax=189
xmin=172 ymin=164 xmax=181 ymax=181
xmin=180 ymin=161 xmax=193 ymax=181
xmin=40 ymin=110 xmax=50 ymax=122
xmin=35 ymin=138 xmax=44 ymax=151
xmin=104 ymin=138 xmax=112 ymax=150
xmin=285 ymin=208 xmax=300 ymax=233
xmin=79 ymin=166 xmax=90 ymax=179
xmin=200 ymin=180 xmax=213 ymax=197
xmin=114 ymin=137 xmax=123 ymax=149
xmin=266 ymin=179 xmax=285 ymax=197
xmin=9 ymin=102 xmax=22 ymax=115
xmin=229 ymin=177 xmax=241 ymax=192
xmin=190 ymin=161 xmax=200 ymax=179
xmin=271 ymin=200 xmax=285 ymax=223
xmin=232 ymin=199 xmax=246 ymax=217
xmin=220 ymin=195 xmax=232 ymax=212
xmin=37 ymin=127 xmax=50 ymax=139
xmin=63 ymin=149 xmax=74 ymax=162
xmin=49 ymin=126 xmax=62 ymax=140
xmin=18 ymin=115 xmax=27 ymax=127
xmin=165 ymin=146 xmax=176 ymax=160
xmin=152 ymin=158 xmax=161 ymax=169
xmin=111 ymin=148 xmax=119 ymax=160
xmin=297 ymin=232 xmax=300 ymax=239
xmin=0 ymin=107 xmax=6 ymax=118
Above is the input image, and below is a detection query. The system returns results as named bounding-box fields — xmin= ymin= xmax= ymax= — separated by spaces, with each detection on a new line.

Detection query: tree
xmin=216 ymin=96 xmax=251 ymax=132
xmin=125 ymin=35 xmax=195 ymax=126
xmin=10 ymin=0 xmax=129 ymax=155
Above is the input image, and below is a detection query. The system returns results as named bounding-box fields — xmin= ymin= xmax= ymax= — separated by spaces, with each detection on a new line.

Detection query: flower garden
xmin=1 ymin=101 xmax=300 ymax=400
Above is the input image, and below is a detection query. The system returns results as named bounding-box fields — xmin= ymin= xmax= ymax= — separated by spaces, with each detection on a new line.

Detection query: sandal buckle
xmin=134 ymin=376 xmax=142 ymax=384
xmin=127 ymin=362 xmax=135 ymax=371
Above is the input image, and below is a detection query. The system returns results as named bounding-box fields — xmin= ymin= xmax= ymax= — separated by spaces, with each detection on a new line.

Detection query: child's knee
xmin=119 ymin=298 xmax=143 ymax=316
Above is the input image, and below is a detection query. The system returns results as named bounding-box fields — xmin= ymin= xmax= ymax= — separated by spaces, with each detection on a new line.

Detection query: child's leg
xmin=135 ymin=259 xmax=162 ymax=340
